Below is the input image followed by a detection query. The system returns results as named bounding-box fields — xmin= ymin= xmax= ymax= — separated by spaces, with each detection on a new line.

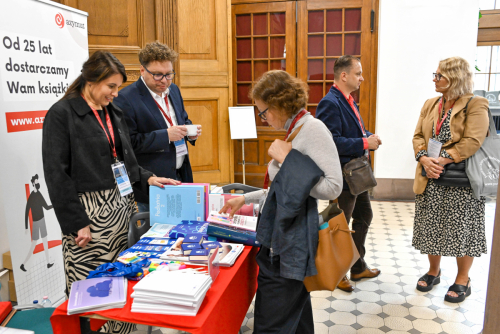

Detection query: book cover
xmin=168 ymin=221 xmax=209 ymax=239
xmin=118 ymin=251 xmax=163 ymax=263
xmin=181 ymin=182 xmax=210 ymax=218
xmin=208 ymin=193 xmax=255 ymax=216
xmin=181 ymin=243 xmax=202 ymax=255
xmin=136 ymin=237 xmax=176 ymax=246
xmin=189 ymin=249 xmax=211 ymax=261
xmin=161 ymin=238 xmax=189 ymax=261
xmin=150 ymin=185 xmax=205 ymax=225
xmin=207 ymin=211 xmax=258 ymax=231
xmin=202 ymin=241 xmax=222 ymax=250
xmin=68 ymin=277 xmax=126 ymax=314
xmin=140 ymin=223 xmax=176 ymax=239
xmin=207 ymin=223 xmax=260 ymax=247
xmin=183 ymin=233 xmax=204 ymax=244
xmin=129 ymin=244 xmax=169 ymax=252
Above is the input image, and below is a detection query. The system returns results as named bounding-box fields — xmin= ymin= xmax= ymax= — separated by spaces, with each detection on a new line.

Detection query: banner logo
xmin=55 ymin=13 xmax=64 ymax=29
xmin=480 ymin=157 xmax=500 ymax=181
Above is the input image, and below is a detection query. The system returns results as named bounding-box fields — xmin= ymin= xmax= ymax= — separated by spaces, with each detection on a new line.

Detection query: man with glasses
xmin=114 ymin=42 xmax=201 ymax=214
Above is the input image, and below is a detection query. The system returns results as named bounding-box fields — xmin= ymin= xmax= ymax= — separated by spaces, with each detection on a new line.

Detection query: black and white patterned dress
xmin=62 ymin=185 xmax=136 ymax=334
xmin=413 ymin=107 xmax=487 ymax=258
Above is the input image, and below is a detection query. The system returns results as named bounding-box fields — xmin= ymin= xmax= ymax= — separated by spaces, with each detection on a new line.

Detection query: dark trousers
xmin=254 ymin=246 xmax=314 ymax=334
xmin=335 ymin=190 xmax=373 ymax=275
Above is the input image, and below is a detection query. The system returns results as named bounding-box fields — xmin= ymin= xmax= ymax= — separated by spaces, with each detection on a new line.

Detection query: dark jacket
xmin=42 ymin=96 xmax=153 ymax=235
xmin=113 ymin=80 xmax=194 ymax=203
xmin=316 ymin=86 xmax=373 ymax=190
xmin=257 ymin=149 xmax=323 ymax=281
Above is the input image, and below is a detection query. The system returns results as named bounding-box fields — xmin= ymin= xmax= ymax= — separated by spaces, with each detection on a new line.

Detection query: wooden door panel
xmin=297 ymin=0 xmax=376 ymax=133
xmin=232 ymin=1 xmax=295 ymax=187
xmin=181 ymin=87 xmax=231 ymax=184
xmin=178 ymin=0 xmax=217 ymax=59
xmin=184 ymin=100 xmax=219 ymax=171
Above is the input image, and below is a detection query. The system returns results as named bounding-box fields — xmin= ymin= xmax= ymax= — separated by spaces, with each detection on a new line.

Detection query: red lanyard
xmin=263 ymin=109 xmax=307 ymax=189
xmin=333 ymin=84 xmax=365 ymax=135
xmin=436 ymin=97 xmax=455 ymax=136
xmin=82 ymin=95 xmax=117 ymax=159
xmin=153 ymin=95 xmax=174 ymax=127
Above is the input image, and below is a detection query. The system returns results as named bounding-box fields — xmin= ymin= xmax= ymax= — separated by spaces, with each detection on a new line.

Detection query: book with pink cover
xmin=208 ymin=193 xmax=255 ymax=216
xmin=207 ymin=211 xmax=258 ymax=231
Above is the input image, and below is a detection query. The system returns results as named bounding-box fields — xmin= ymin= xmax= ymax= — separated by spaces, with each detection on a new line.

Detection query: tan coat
xmin=412 ymin=93 xmax=490 ymax=194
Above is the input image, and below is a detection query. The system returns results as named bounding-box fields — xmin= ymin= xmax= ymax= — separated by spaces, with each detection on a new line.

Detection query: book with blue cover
xmin=202 ymin=241 xmax=222 ymax=250
xmin=150 ymin=185 xmax=205 ymax=225
xmin=189 ymin=249 xmax=211 ymax=261
xmin=183 ymin=233 xmax=204 ymax=244
xmin=136 ymin=237 xmax=177 ymax=246
xmin=207 ymin=223 xmax=260 ymax=247
xmin=129 ymin=244 xmax=169 ymax=252
xmin=181 ymin=243 xmax=202 ymax=255
xmin=168 ymin=221 xmax=209 ymax=239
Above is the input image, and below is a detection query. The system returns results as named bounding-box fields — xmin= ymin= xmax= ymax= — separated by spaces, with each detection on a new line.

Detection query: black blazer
xmin=316 ymin=86 xmax=373 ymax=190
xmin=113 ymin=79 xmax=194 ymax=203
xmin=42 ymin=96 xmax=153 ymax=235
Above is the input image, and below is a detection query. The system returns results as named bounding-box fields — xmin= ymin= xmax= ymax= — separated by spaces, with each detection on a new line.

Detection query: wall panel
xmin=53 ymin=0 xmax=234 ymax=185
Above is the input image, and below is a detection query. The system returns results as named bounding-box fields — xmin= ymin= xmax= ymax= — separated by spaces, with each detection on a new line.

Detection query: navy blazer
xmin=316 ymin=86 xmax=372 ymax=190
xmin=257 ymin=149 xmax=323 ymax=281
xmin=114 ymin=79 xmax=194 ymax=203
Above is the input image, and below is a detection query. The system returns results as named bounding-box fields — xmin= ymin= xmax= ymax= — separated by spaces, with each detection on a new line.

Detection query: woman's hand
xmin=420 ymin=156 xmax=444 ymax=179
xmin=148 ymin=176 xmax=181 ymax=188
xmin=437 ymin=157 xmax=454 ymax=166
xmin=268 ymin=139 xmax=292 ymax=164
xmin=75 ymin=226 xmax=92 ymax=248
xmin=219 ymin=196 xmax=246 ymax=218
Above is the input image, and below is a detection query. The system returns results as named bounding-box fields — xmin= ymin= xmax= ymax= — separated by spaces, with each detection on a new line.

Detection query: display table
xmin=50 ymin=246 xmax=258 ymax=334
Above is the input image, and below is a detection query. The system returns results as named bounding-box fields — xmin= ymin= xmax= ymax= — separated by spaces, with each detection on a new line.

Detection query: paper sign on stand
xmin=228 ymin=107 xmax=257 ymax=184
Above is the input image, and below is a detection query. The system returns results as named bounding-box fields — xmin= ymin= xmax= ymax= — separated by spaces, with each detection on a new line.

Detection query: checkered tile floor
xmin=132 ymin=198 xmax=496 ymax=334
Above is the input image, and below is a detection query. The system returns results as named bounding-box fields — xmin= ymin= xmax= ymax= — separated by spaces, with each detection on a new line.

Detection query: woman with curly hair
xmin=412 ymin=57 xmax=489 ymax=303
xmin=220 ymin=70 xmax=342 ymax=333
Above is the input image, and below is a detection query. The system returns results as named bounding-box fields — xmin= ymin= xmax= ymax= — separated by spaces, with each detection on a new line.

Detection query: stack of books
xmin=150 ymin=185 xmax=206 ymax=225
xmin=67 ymin=277 xmax=127 ymax=315
xmin=206 ymin=211 xmax=260 ymax=247
xmin=131 ymin=269 xmax=212 ymax=316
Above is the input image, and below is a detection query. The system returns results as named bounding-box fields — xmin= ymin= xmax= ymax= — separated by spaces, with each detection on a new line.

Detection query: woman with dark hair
xmin=42 ymin=51 xmax=178 ymax=332
xmin=220 ymin=70 xmax=342 ymax=333
xmin=412 ymin=57 xmax=489 ymax=303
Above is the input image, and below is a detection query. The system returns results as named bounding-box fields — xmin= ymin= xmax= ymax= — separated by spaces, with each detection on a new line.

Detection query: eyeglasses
xmin=433 ymin=73 xmax=443 ymax=81
xmin=143 ymin=65 xmax=176 ymax=81
xmin=258 ymin=107 xmax=269 ymax=120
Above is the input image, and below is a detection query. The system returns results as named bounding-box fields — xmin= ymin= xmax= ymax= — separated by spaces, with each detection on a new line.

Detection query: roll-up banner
xmin=0 ymin=0 xmax=88 ymax=305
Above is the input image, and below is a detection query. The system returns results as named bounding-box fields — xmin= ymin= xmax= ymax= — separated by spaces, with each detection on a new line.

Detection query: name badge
xmin=174 ymin=138 xmax=188 ymax=157
xmin=111 ymin=162 xmax=133 ymax=197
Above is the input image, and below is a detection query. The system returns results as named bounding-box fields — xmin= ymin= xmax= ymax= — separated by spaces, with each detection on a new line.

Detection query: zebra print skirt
xmin=62 ymin=185 xmax=136 ymax=334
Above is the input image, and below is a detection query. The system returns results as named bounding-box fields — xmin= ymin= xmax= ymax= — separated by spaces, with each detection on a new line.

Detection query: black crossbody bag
xmin=420 ymin=97 xmax=474 ymax=187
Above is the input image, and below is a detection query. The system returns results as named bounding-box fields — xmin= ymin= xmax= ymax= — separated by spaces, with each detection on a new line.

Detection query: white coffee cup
xmin=185 ymin=124 xmax=199 ymax=137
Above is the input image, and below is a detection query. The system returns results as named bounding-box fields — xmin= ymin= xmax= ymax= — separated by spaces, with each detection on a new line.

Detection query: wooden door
xmin=232 ymin=1 xmax=296 ymax=186
xmin=297 ymin=0 xmax=378 ymax=131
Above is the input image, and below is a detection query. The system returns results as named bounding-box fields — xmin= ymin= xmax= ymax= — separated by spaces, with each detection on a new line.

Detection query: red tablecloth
xmin=51 ymin=246 xmax=258 ymax=334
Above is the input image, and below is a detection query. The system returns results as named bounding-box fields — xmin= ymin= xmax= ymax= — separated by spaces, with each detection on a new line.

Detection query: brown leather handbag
xmin=303 ymin=203 xmax=360 ymax=292
xmin=342 ymin=156 xmax=377 ymax=196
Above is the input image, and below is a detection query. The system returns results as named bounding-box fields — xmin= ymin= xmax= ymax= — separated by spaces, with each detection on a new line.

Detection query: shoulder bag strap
xmin=286 ymin=124 xmax=304 ymax=142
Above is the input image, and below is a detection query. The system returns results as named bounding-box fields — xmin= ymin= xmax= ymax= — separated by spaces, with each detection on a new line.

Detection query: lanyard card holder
xmin=111 ymin=162 xmax=133 ymax=197
xmin=174 ymin=138 xmax=188 ymax=157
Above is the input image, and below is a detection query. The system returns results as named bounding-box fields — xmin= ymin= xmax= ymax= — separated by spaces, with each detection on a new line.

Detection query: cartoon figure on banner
xmin=20 ymin=174 xmax=54 ymax=272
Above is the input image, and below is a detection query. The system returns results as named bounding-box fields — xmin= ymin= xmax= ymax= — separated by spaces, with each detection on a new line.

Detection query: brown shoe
xmin=337 ymin=276 xmax=354 ymax=292
xmin=350 ymin=268 xmax=381 ymax=281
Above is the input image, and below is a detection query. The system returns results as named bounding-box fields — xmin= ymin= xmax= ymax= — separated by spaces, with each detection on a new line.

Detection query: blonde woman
xmin=412 ymin=57 xmax=489 ymax=303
